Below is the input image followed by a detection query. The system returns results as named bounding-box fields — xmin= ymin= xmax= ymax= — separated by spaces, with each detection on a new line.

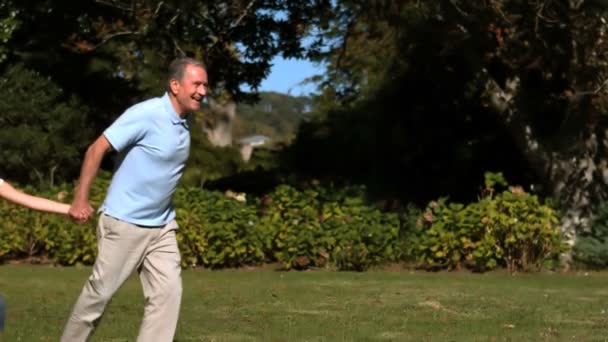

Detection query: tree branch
xmin=65 ymin=31 xmax=139 ymax=53
xmin=230 ymin=0 xmax=257 ymax=30
xmin=94 ymin=0 xmax=133 ymax=12
xmin=168 ymin=11 xmax=181 ymax=26
xmin=92 ymin=31 xmax=139 ymax=50
xmin=482 ymin=75 xmax=552 ymax=185
xmin=154 ymin=1 xmax=164 ymax=15
xmin=209 ymin=0 xmax=257 ymax=50
xmin=336 ymin=15 xmax=358 ymax=71
xmin=170 ymin=34 xmax=185 ymax=56
xmin=448 ymin=0 xmax=469 ymax=17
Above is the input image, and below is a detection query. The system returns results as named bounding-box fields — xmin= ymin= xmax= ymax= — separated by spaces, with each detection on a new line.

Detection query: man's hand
xmin=69 ymin=135 xmax=111 ymax=224
xmin=69 ymin=198 xmax=94 ymax=224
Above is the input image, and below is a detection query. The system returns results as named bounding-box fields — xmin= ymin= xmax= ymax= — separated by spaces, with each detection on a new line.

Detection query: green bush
xmin=175 ymin=188 xmax=266 ymax=268
xmin=1 ymin=172 xmax=564 ymax=273
xmin=397 ymin=203 xmax=424 ymax=262
xmin=0 ymin=179 xmax=404 ymax=272
xmin=573 ymin=202 xmax=608 ymax=269
xmin=320 ymin=188 xmax=401 ymax=271
xmin=0 ymin=183 xmax=99 ymax=265
xmin=414 ymin=173 xmax=565 ymax=272
xmin=258 ymin=185 xmax=328 ymax=269
xmin=256 ymin=184 xmax=402 ymax=271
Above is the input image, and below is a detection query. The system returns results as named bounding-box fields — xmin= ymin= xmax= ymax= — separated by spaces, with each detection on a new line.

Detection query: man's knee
xmin=150 ymin=275 xmax=181 ymax=306
xmin=85 ymin=277 xmax=117 ymax=305
xmin=164 ymin=274 xmax=182 ymax=301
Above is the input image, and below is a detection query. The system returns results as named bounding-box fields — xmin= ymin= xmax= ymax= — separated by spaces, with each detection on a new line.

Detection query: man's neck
xmin=168 ymin=93 xmax=187 ymax=118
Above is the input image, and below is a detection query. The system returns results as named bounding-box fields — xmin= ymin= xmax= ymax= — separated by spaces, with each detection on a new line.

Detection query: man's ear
xmin=169 ymin=79 xmax=180 ymax=95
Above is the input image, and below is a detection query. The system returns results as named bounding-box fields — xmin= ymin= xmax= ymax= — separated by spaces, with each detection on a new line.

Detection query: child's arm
xmin=0 ymin=179 xmax=70 ymax=215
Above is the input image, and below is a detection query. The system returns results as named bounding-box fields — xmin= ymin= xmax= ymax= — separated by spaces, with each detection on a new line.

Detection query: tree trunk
xmin=485 ymin=77 xmax=608 ymax=266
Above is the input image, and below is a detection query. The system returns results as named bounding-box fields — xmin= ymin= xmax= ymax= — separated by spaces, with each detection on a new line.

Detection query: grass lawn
xmin=0 ymin=265 xmax=607 ymax=341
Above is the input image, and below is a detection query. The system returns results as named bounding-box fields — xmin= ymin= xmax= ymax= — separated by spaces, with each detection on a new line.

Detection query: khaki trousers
xmin=60 ymin=214 xmax=182 ymax=342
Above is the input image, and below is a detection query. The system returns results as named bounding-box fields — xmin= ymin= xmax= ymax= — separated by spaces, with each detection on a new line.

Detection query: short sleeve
xmin=103 ymin=108 xmax=148 ymax=152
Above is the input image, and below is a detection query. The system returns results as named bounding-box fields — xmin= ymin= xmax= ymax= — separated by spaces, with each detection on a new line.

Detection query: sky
xmin=257 ymin=56 xmax=322 ymax=96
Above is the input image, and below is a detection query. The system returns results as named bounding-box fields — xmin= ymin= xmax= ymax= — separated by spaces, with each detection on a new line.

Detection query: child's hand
xmin=69 ymin=199 xmax=94 ymax=224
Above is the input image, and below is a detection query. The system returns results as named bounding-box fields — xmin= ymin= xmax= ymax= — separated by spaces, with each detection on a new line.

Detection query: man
xmin=61 ymin=57 xmax=207 ymax=342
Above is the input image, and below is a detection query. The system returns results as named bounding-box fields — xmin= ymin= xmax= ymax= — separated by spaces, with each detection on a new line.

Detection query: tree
xmin=0 ymin=1 xmax=19 ymax=64
xmin=440 ymin=0 xmax=608 ymax=257
xmin=4 ymin=0 xmax=334 ymax=104
xmin=0 ymin=64 xmax=91 ymax=186
xmin=0 ymin=0 xmax=335 ymax=184
xmin=296 ymin=0 xmax=608 ymax=260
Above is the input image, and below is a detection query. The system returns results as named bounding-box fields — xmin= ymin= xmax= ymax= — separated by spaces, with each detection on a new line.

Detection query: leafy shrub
xmin=397 ymin=203 xmax=424 ymax=262
xmin=320 ymin=188 xmax=401 ymax=271
xmin=1 ymin=178 xmax=404 ymax=272
xmin=573 ymin=202 xmax=608 ymax=269
xmin=258 ymin=184 xmax=402 ymax=271
xmin=414 ymin=173 xmax=565 ymax=272
xmin=258 ymin=185 xmax=329 ymax=270
xmin=175 ymin=188 xmax=266 ymax=268
xmin=0 ymin=182 xmax=99 ymax=265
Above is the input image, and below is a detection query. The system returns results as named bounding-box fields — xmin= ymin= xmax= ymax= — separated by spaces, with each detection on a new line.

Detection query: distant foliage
xmin=234 ymin=92 xmax=313 ymax=143
xmin=182 ymin=110 xmax=245 ymax=188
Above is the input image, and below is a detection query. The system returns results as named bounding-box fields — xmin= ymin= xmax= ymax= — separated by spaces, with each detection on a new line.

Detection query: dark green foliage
xmin=0 ymin=0 xmax=331 ymax=190
xmin=288 ymin=0 xmax=608 ymax=229
xmin=573 ymin=203 xmax=608 ymax=269
xmin=289 ymin=1 xmax=540 ymax=206
xmin=0 ymin=64 xmax=92 ymax=186
xmin=2 ymin=0 xmax=334 ymax=104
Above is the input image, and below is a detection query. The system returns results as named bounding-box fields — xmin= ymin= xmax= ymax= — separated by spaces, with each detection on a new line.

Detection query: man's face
xmin=171 ymin=64 xmax=208 ymax=115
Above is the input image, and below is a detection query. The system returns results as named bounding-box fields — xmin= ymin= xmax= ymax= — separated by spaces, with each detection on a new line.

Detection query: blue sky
xmin=258 ymin=56 xmax=322 ymax=96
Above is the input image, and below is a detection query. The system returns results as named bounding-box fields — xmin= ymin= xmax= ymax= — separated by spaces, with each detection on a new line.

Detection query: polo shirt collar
xmin=162 ymin=92 xmax=190 ymax=126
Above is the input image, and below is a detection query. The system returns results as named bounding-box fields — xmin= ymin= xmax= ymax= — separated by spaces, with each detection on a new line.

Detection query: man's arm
xmin=69 ymin=135 xmax=112 ymax=223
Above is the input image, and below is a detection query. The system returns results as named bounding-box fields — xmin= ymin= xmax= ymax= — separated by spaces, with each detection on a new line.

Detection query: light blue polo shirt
xmin=101 ymin=93 xmax=191 ymax=226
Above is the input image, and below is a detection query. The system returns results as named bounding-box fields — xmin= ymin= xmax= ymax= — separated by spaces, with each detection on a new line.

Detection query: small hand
xmin=69 ymin=198 xmax=94 ymax=224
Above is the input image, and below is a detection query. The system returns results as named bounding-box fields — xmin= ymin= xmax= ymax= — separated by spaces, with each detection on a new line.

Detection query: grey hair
xmin=168 ymin=57 xmax=207 ymax=85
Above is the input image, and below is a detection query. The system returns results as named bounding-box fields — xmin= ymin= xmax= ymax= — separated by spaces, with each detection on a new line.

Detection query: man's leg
xmin=136 ymin=221 xmax=182 ymax=342
xmin=61 ymin=215 xmax=156 ymax=342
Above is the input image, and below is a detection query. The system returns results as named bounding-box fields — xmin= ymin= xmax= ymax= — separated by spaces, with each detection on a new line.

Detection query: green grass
xmin=1 ymin=265 xmax=607 ymax=341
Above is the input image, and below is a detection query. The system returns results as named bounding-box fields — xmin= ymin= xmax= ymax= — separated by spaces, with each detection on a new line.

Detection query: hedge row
xmin=0 ymin=173 xmax=568 ymax=272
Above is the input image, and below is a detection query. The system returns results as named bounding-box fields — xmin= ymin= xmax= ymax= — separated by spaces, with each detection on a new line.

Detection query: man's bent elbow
xmin=86 ymin=136 xmax=111 ymax=159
